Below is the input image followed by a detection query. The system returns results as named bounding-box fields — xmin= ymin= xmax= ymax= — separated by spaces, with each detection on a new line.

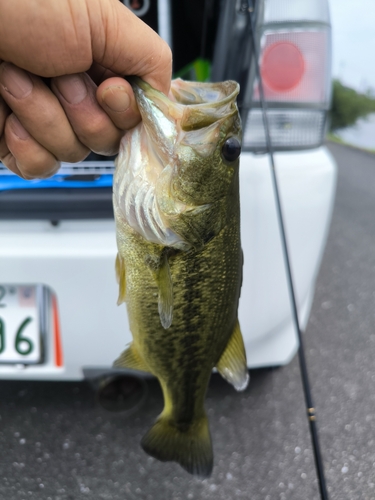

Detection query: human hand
xmin=0 ymin=0 xmax=172 ymax=179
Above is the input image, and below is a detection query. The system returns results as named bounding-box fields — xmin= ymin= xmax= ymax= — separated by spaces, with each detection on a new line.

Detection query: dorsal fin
xmin=216 ymin=319 xmax=249 ymax=391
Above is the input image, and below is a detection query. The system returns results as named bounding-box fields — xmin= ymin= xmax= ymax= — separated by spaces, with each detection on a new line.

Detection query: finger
xmin=0 ymin=63 xmax=89 ymax=163
xmin=0 ymin=95 xmax=10 ymax=136
xmin=97 ymin=77 xmax=140 ymax=131
xmin=0 ymin=130 xmax=45 ymax=179
xmin=91 ymin=0 xmax=172 ymax=95
xmin=3 ymin=114 xmax=59 ymax=179
xmin=0 ymin=141 xmax=23 ymax=177
xmin=0 ymin=133 xmax=23 ymax=177
xmin=52 ymin=73 xmax=130 ymax=155
xmin=87 ymin=63 xmax=117 ymax=86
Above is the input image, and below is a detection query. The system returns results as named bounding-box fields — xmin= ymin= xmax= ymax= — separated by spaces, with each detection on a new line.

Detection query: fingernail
xmin=55 ymin=74 xmax=87 ymax=104
xmin=102 ymin=86 xmax=130 ymax=112
xmin=9 ymin=115 xmax=29 ymax=140
xmin=0 ymin=63 xmax=33 ymax=99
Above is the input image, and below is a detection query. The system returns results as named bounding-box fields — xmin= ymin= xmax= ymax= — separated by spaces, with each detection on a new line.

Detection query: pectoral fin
xmin=216 ymin=319 xmax=249 ymax=391
xmin=113 ymin=343 xmax=151 ymax=374
xmin=115 ymin=253 xmax=126 ymax=305
xmin=157 ymin=250 xmax=173 ymax=329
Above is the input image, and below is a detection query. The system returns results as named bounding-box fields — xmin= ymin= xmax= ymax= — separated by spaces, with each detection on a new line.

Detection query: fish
xmin=112 ymin=77 xmax=249 ymax=478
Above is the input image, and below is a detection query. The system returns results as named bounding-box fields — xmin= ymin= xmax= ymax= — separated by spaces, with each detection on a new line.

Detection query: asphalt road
xmin=0 ymin=142 xmax=374 ymax=500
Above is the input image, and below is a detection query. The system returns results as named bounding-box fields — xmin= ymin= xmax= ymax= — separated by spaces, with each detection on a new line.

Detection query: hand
xmin=0 ymin=0 xmax=172 ymax=179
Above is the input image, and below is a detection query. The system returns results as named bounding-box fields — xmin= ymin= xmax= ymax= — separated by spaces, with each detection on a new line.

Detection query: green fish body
xmin=113 ymin=78 xmax=248 ymax=477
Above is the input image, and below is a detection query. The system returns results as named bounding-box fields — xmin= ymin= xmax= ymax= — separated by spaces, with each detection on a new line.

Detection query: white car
xmin=0 ymin=0 xmax=336 ymax=381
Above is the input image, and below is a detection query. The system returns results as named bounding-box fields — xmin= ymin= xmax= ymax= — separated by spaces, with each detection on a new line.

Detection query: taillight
xmin=261 ymin=41 xmax=305 ymax=93
xmin=242 ymin=0 xmax=331 ymax=151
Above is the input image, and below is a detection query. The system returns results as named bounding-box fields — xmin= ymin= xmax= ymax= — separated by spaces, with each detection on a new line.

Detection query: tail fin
xmin=141 ymin=415 xmax=213 ymax=478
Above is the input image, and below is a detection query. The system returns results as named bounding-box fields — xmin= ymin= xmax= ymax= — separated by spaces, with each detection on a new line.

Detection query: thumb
xmin=89 ymin=0 xmax=172 ymax=95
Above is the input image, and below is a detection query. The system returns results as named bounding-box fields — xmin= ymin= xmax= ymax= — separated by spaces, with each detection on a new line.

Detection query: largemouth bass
xmin=113 ymin=77 xmax=249 ymax=477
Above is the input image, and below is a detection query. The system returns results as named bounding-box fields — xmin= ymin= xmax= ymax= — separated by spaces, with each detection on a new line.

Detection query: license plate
xmin=0 ymin=285 xmax=45 ymax=364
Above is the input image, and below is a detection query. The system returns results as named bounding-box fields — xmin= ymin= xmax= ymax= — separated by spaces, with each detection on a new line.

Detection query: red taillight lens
xmin=261 ymin=42 xmax=305 ymax=92
xmin=254 ymin=30 xmax=330 ymax=103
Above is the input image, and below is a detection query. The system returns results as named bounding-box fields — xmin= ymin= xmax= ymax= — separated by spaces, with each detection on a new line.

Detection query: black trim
xmin=0 ymin=188 xmax=113 ymax=220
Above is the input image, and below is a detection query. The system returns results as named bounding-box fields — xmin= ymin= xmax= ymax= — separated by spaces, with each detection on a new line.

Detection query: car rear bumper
xmin=0 ymin=146 xmax=336 ymax=379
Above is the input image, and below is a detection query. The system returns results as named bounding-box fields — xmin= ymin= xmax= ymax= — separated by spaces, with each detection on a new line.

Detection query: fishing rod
xmin=245 ymin=1 xmax=330 ymax=498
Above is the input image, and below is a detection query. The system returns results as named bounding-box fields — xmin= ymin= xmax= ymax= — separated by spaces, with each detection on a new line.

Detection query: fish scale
xmin=113 ymin=77 xmax=248 ymax=477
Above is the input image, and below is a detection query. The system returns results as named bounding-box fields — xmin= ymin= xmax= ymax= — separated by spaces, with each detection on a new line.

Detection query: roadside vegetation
xmin=329 ymin=79 xmax=375 ymax=131
xmin=327 ymin=79 xmax=375 ymax=153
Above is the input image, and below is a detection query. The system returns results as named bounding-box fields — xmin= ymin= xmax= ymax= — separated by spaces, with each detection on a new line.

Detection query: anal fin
xmin=115 ymin=253 xmax=126 ymax=305
xmin=113 ymin=343 xmax=151 ymax=374
xmin=216 ymin=319 xmax=249 ymax=391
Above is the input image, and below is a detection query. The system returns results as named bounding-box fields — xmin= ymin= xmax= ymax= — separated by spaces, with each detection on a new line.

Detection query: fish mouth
xmin=129 ymin=77 xmax=240 ymax=169
xmin=129 ymin=77 xmax=240 ymax=155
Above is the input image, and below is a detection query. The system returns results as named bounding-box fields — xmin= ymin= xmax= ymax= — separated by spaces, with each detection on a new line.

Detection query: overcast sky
xmin=330 ymin=0 xmax=375 ymax=91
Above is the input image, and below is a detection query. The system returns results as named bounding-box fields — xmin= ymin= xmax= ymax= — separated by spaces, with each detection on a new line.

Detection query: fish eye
xmin=221 ymin=137 xmax=241 ymax=162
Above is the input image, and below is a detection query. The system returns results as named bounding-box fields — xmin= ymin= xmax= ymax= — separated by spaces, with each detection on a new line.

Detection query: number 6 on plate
xmin=0 ymin=318 xmax=5 ymax=354
xmin=15 ymin=317 xmax=34 ymax=356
